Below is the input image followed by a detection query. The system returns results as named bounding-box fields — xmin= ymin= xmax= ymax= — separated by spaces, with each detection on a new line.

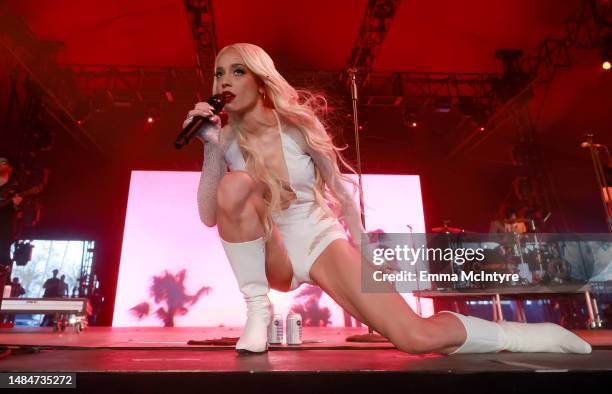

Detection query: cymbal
xmin=431 ymin=226 xmax=464 ymax=233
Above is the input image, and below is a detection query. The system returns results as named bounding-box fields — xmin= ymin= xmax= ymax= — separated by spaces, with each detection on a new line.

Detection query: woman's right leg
xmin=216 ymin=171 xmax=294 ymax=292
xmin=215 ymin=171 xmax=294 ymax=353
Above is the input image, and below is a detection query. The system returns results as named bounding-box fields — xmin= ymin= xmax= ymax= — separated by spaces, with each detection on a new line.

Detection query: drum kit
xmin=429 ymin=218 xmax=573 ymax=289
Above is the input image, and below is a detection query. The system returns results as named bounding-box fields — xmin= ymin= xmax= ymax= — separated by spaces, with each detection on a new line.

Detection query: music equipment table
xmin=414 ymin=283 xmax=603 ymax=327
xmin=0 ymin=298 xmax=90 ymax=332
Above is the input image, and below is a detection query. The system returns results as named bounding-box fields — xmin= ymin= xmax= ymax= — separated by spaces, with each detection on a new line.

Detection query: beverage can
xmin=267 ymin=313 xmax=283 ymax=344
xmin=286 ymin=313 xmax=302 ymax=345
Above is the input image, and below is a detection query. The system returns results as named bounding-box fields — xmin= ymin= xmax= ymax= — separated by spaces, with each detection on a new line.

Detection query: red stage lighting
xmin=147 ymin=116 xmax=155 ymax=124
xmin=410 ymin=121 xmax=418 ymax=128
xmin=603 ymin=61 xmax=611 ymax=70
xmin=479 ymin=126 xmax=486 ymax=132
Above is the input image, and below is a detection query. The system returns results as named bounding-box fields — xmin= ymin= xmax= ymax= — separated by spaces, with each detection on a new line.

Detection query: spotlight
xmin=74 ymin=99 xmax=92 ymax=125
xmin=457 ymin=97 xmax=489 ymax=129
xmin=145 ymin=106 xmax=160 ymax=125
xmin=601 ymin=33 xmax=612 ymax=71
xmin=402 ymin=106 xmax=420 ymax=129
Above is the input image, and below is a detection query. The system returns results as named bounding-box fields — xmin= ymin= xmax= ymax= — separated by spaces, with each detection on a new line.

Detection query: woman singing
xmin=185 ymin=43 xmax=591 ymax=355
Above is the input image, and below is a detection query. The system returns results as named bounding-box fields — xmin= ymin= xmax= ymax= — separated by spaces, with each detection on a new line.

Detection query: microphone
xmin=174 ymin=94 xmax=227 ymax=149
xmin=581 ymin=142 xmax=603 ymax=149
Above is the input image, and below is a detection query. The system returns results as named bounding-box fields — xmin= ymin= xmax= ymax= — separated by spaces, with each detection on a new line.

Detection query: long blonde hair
xmin=213 ymin=43 xmax=359 ymax=239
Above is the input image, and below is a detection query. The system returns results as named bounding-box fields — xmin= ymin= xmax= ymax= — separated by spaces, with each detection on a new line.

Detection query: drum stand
xmin=583 ymin=133 xmax=612 ymax=233
xmin=407 ymin=224 xmax=422 ymax=316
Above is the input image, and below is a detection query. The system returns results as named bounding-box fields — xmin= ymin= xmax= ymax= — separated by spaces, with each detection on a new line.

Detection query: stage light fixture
xmin=458 ymin=97 xmax=489 ymax=130
xmin=433 ymin=97 xmax=451 ymax=113
xmin=493 ymin=48 xmax=530 ymax=102
xmin=164 ymin=70 xmax=175 ymax=102
xmin=13 ymin=241 xmax=33 ymax=266
xmin=402 ymin=106 xmax=420 ymax=129
xmin=601 ymin=33 xmax=612 ymax=71
xmin=495 ymin=49 xmax=524 ymax=75
xmin=373 ymin=0 xmax=398 ymax=18
xmin=73 ymin=99 xmax=91 ymax=125
xmin=145 ymin=106 xmax=160 ymax=125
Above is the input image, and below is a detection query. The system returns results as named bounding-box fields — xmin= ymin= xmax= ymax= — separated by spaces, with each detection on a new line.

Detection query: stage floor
xmin=1 ymin=327 xmax=611 ymax=393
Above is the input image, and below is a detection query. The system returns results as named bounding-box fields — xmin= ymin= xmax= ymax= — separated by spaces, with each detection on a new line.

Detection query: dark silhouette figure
xmin=290 ymin=285 xmax=331 ymax=327
xmin=40 ymin=269 xmax=61 ymax=326
xmin=130 ymin=269 xmax=212 ymax=327
xmin=3 ymin=277 xmax=26 ymax=324
xmin=42 ymin=269 xmax=61 ymax=298
xmin=59 ymin=274 xmax=68 ymax=297
xmin=9 ymin=277 xmax=25 ymax=298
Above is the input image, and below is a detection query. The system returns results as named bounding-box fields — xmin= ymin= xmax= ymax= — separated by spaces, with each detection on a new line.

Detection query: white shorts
xmin=272 ymin=202 xmax=347 ymax=290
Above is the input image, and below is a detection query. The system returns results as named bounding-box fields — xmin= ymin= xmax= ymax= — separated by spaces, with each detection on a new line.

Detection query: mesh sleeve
xmin=196 ymin=142 xmax=227 ymax=226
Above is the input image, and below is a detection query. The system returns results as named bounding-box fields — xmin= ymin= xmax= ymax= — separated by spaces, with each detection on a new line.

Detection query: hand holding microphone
xmin=175 ymin=94 xmax=227 ymax=149
xmin=184 ymin=103 xmax=222 ymax=145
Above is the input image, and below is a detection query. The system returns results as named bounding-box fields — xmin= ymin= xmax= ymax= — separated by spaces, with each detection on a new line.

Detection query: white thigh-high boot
xmin=441 ymin=311 xmax=592 ymax=354
xmin=221 ymin=237 xmax=271 ymax=353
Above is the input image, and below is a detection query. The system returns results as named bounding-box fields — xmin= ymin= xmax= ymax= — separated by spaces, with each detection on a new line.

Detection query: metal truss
xmin=79 ymin=240 xmax=96 ymax=298
xmin=511 ymin=106 xmax=555 ymax=225
xmin=449 ymin=0 xmax=612 ymax=159
xmin=0 ymin=8 xmax=103 ymax=155
xmin=359 ymin=71 xmax=503 ymax=109
xmin=59 ymin=66 xmax=345 ymax=110
xmin=346 ymin=0 xmax=401 ymax=86
xmin=2 ymin=0 xmax=608 ymax=159
xmin=65 ymin=64 xmax=207 ymax=106
xmin=445 ymin=0 xmax=612 ymax=230
xmin=525 ymin=0 xmax=612 ymax=84
xmin=184 ymin=0 xmax=218 ymax=81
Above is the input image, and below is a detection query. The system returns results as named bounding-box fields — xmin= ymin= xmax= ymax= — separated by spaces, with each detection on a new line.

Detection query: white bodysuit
xmin=197 ymin=110 xmax=363 ymax=290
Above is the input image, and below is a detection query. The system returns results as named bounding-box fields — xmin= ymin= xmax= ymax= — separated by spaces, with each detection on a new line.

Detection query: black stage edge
xmin=57 ymin=370 xmax=612 ymax=394
xmin=2 ymin=349 xmax=612 ymax=393
xmin=1 ymin=328 xmax=611 ymax=393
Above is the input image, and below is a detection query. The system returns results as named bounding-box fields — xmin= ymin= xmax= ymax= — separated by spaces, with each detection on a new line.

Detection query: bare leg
xmin=309 ymin=239 xmax=466 ymax=354
xmin=216 ymin=171 xmax=294 ymax=292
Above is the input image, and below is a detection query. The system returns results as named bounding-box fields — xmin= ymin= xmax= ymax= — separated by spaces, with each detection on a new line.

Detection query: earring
xmin=261 ymin=90 xmax=267 ymax=102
